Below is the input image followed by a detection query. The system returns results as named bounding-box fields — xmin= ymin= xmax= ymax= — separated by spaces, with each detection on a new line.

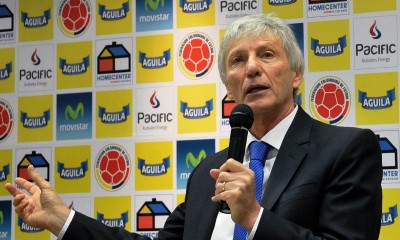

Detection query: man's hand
xmin=4 ymin=165 xmax=71 ymax=236
xmin=210 ymin=159 xmax=261 ymax=231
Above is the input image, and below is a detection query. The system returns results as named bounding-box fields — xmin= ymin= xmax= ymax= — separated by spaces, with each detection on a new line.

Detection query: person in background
xmin=5 ymin=13 xmax=382 ymax=240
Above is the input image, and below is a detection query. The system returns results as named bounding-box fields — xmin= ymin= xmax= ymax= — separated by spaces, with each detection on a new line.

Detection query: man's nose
xmin=246 ymin=56 xmax=261 ymax=77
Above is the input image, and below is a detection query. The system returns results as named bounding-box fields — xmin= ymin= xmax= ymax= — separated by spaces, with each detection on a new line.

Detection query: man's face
xmin=224 ymin=33 xmax=302 ymax=117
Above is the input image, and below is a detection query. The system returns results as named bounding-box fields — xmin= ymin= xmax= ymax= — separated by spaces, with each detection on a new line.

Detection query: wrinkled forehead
xmin=225 ymin=31 xmax=283 ymax=53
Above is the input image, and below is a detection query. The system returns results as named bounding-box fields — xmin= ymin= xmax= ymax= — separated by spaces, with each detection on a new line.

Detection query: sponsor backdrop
xmin=0 ymin=0 xmax=399 ymax=239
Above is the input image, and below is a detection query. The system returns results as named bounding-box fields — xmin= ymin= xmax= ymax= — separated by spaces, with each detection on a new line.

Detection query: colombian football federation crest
xmin=57 ymin=0 xmax=92 ymax=37
xmin=309 ymin=76 xmax=350 ymax=125
xmin=0 ymin=98 xmax=14 ymax=143
xmin=177 ymin=32 xmax=215 ymax=80
xmin=95 ymin=144 xmax=131 ymax=191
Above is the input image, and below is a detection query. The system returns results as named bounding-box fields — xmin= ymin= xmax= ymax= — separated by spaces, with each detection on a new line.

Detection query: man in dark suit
xmin=6 ymin=14 xmax=382 ymax=239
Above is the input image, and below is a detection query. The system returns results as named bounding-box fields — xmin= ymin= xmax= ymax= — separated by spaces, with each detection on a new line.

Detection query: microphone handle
xmin=219 ymin=128 xmax=248 ymax=214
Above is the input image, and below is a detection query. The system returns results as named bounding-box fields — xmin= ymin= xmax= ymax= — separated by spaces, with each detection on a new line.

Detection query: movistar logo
xmin=186 ymin=149 xmax=206 ymax=169
xmin=65 ymin=102 xmax=84 ymax=120
xmin=145 ymin=0 xmax=164 ymax=11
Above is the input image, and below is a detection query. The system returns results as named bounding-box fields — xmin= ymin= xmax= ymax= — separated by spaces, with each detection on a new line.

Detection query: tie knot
xmin=250 ymin=141 xmax=268 ymax=163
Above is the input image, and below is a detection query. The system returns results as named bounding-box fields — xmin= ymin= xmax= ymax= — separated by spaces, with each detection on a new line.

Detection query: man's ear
xmin=226 ymin=87 xmax=235 ymax=101
xmin=292 ymin=71 xmax=303 ymax=89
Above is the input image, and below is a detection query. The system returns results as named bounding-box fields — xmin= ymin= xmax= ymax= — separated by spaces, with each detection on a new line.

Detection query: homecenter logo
xmin=307 ymin=0 xmax=348 ymax=17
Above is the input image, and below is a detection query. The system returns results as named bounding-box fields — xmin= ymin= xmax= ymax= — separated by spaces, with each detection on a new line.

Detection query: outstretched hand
xmin=4 ymin=165 xmax=71 ymax=236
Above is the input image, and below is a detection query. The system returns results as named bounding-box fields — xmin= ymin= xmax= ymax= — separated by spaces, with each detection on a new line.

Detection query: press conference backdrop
xmin=0 ymin=0 xmax=398 ymax=239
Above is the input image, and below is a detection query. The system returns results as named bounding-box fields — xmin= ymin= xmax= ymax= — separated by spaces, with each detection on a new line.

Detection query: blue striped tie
xmin=233 ymin=141 xmax=268 ymax=240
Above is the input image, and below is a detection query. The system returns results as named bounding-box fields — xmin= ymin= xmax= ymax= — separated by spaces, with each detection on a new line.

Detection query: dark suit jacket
xmin=63 ymin=107 xmax=382 ymax=240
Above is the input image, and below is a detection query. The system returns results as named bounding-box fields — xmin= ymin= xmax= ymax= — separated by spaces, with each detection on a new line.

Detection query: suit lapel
xmin=261 ymin=107 xmax=312 ymax=210
xmin=185 ymin=150 xmax=228 ymax=239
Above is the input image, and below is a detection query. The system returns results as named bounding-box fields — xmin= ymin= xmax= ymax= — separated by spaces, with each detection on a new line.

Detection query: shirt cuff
xmin=57 ymin=209 xmax=75 ymax=240
xmin=247 ymin=207 xmax=264 ymax=240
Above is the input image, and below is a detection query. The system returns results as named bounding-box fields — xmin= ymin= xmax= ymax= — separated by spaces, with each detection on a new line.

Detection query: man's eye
xmin=232 ymin=57 xmax=244 ymax=64
xmin=261 ymin=52 xmax=273 ymax=58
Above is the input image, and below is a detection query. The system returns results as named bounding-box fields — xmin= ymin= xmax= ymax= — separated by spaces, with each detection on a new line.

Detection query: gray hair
xmin=218 ymin=13 xmax=305 ymax=86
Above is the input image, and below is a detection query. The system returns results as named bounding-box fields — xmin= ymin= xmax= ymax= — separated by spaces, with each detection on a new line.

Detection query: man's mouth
xmin=247 ymin=86 xmax=268 ymax=94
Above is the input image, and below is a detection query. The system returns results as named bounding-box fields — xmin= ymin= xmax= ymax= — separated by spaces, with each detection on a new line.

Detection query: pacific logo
xmin=0 ymin=98 xmax=14 ymax=142
xmin=150 ymin=91 xmax=160 ymax=108
xmin=57 ymin=0 xmax=92 ymax=37
xmin=177 ymin=32 xmax=215 ymax=79
xmin=355 ymin=19 xmax=396 ymax=60
xmin=20 ymin=48 xmax=52 ymax=84
xmin=370 ymin=20 xmax=382 ymax=39
xmin=31 ymin=49 xmax=41 ymax=65
xmin=95 ymin=144 xmax=131 ymax=191
xmin=309 ymin=76 xmax=350 ymax=125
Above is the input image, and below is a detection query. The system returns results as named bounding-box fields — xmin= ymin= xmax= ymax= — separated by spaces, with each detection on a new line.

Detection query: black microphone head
xmin=229 ymin=104 xmax=254 ymax=129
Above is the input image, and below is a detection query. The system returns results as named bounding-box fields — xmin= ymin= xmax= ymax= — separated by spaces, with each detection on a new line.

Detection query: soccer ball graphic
xmin=179 ymin=32 xmax=215 ymax=79
xmin=98 ymin=149 xmax=129 ymax=188
xmin=58 ymin=0 xmax=91 ymax=37
xmin=0 ymin=101 xmax=13 ymax=142
xmin=314 ymin=83 xmax=347 ymax=120
xmin=182 ymin=38 xmax=211 ymax=74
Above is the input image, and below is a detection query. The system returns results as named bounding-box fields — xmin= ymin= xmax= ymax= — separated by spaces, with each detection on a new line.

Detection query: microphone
xmin=219 ymin=104 xmax=254 ymax=214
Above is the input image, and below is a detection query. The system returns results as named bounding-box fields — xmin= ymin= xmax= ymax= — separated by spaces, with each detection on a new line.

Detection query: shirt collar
xmin=246 ymin=105 xmax=298 ymax=151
